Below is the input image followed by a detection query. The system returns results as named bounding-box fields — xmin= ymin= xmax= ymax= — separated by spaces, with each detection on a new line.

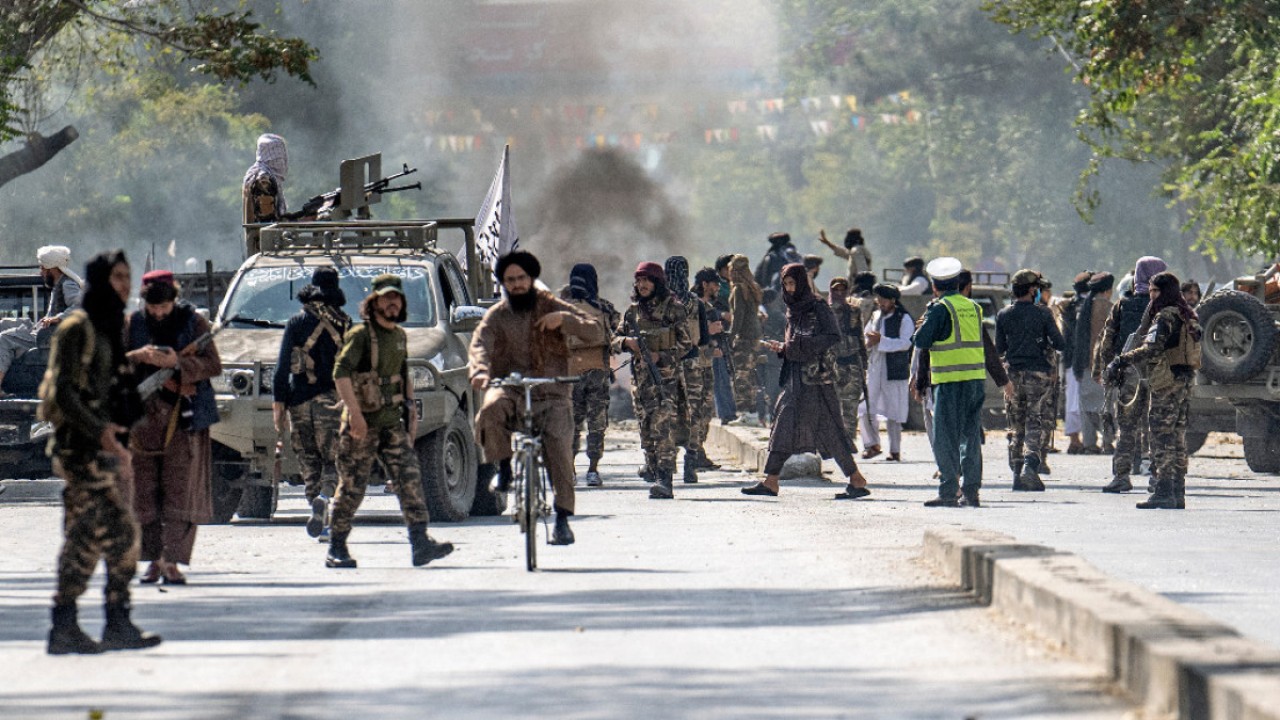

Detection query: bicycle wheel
xmin=523 ymin=453 xmax=539 ymax=572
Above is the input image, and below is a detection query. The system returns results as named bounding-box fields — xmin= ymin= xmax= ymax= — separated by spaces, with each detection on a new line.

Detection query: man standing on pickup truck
xmin=41 ymin=250 xmax=161 ymax=654
xmin=470 ymin=251 xmax=605 ymax=545
xmin=1095 ymin=256 xmax=1167 ymax=493
xmin=326 ymin=274 xmax=454 ymax=569
xmin=0 ymin=245 xmax=82 ymax=393
xmin=242 ymin=133 xmax=290 ymax=224
xmin=273 ymin=267 xmax=351 ymax=541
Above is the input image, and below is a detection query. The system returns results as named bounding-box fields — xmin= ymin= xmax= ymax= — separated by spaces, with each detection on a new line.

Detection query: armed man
xmin=613 ymin=261 xmax=692 ymax=499
xmin=665 ymin=255 xmax=712 ymax=484
xmin=828 ymin=276 xmax=868 ymax=448
xmin=1094 ymin=256 xmax=1167 ymax=493
xmin=326 ymin=274 xmax=453 ymax=569
xmin=559 ymin=263 xmax=620 ymax=488
xmin=41 ymin=250 xmax=161 ymax=654
xmin=694 ymin=266 xmax=730 ymax=465
xmin=471 ymin=252 xmax=605 ymax=545
xmin=996 ymin=270 xmax=1067 ymax=492
xmin=273 ymin=266 xmax=352 ymax=541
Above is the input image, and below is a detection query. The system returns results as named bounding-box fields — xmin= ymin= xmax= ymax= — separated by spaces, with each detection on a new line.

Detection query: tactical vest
xmin=1147 ymin=311 xmax=1202 ymax=390
xmin=290 ymin=305 xmax=345 ymax=383
xmin=1114 ymin=294 xmax=1149 ymax=354
xmin=635 ymin=299 xmax=677 ymax=352
xmin=351 ymin=325 xmax=404 ymax=413
xmin=929 ymin=294 xmax=985 ymax=384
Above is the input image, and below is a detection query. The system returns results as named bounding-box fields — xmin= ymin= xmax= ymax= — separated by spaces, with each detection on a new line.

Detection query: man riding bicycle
xmin=469 ymin=251 xmax=607 ymax=546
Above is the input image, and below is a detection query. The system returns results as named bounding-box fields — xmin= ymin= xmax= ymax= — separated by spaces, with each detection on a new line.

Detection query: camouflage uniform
xmin=1118 ymin=306 xmax=1200 ymax=507
xmin=330 ymin=321 xmax=430 ymax=534
xmin=674 ymin=296 xmax=713 ymax=462
xmin=562 ymin=296 xmax=619 ymax=463
xmin=831 ymin=297 xmax=867 ymax=446
xmin=613 ymin=292 xmax=691 ymax=480
xmin=1004 ymin=370 xmax=1057 ymax=474
xmin=288 ymin=390 xmax=343 ymax=501
xmin=1095 ymin=293 xmax=1152 ymax=484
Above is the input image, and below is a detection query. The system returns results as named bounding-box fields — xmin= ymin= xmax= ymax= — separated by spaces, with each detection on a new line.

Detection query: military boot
xmin=1174 ymin=477 xmax=1186 ymax=509
xmin=408 ymin=523 xmax=454 ymax=566
xmin=326 ymin=531 xmax=358 ymax=568
xmin=1102 ymin=475 xmax=1133 ymax=493
xmin=100 ymin=602 xmax=163 ymax=651
xmin=682 ymin=452 xmax=699 ymax=484
xmin=1137 ymin=479 xmax=1179 ymax=509
xmin=696 ymin=449 xmax=721 ymax=471
xmin=47 ymin=604 xmax=102 ymax=655
xmin=1009 ymin=460 xmax=1023 ymax=488
xmin=649 ymin=469 xmax=674 ymax=499
xmin=1013 ymin=458 xmax=1045 ymax=491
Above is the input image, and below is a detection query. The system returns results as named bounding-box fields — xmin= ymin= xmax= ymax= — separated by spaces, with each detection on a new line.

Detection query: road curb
xmin=923 ymin=527 xmax=1280 ymax=720
xmin=706 ymin=421 xmax=769 ymax=474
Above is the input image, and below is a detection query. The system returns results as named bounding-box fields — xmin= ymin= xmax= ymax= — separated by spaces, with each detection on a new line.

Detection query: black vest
xmin=883 ymin=310 xmax=911 ymax=381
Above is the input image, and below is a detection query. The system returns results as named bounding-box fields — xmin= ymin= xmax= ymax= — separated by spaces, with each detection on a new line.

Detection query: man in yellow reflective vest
xmin=912 ymin=257 xmax=987 ymax=507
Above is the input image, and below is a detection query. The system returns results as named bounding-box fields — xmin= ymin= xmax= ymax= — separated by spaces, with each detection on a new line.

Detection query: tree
xmin=984 ymin=0 xmax=1280 ymax=259
xmin=0 ymin=0 xmax=317 ymax=188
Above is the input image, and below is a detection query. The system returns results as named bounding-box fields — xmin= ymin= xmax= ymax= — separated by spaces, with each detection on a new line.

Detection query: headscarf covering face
xmin=243 ymin=133 xmax=288 ymax=214
xmin=780 ymin=263 xmax=817 ymax=316
xmin=568 ymin=263 xmax=600 ymax=306
xmin=728 ymin=254 xmax=762 ymax=305
xmin=298 ymin=265 xmax=347 ymax=308
xmin=664 ymin=256 xmax=690 ymax=300
xmin=82 ymin=250 xmax=130 ymax=372
xmin=1148 ymin=271 xmax=1201 ymax=340
xmin=1133 ymin=256 xmax=1167 ymax=294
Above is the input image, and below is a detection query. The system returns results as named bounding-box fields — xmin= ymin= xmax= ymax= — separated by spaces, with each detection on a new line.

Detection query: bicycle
xmin=489 ymin=373 xmax=580 ymax=571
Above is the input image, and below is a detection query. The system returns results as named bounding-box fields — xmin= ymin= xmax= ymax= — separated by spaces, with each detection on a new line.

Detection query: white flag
xmin=467 ymin=144 xmax=519 ymax=275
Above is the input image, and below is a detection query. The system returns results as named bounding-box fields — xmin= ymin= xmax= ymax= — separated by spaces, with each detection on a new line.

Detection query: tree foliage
xmin=984 ymin=0 xmax=1280 ymax=258
xmin=0 ymin=0 xmax=317 ymax=140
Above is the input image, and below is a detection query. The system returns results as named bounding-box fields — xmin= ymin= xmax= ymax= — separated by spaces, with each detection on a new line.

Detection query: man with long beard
xmin=470 ymin=251 xmax=604 ymax=545
xmin=613 ymin=262 xmax=692 ymax=499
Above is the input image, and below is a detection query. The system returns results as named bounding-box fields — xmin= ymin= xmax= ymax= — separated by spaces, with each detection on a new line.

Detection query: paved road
xmin=0 ymin=428 xmax=1131 ymax=719
xmin=717 ymin=423 xmax=1280 ymax=651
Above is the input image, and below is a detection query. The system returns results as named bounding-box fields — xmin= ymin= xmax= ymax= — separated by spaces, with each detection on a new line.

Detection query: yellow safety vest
xmin=929 ymin=294 xmax=985 ymax=383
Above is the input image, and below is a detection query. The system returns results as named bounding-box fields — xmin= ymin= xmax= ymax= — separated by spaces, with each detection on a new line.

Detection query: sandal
xmin=740 ymin=482 xmax=778 ymax=497
xmin=139 ymin=562 xmax=163 ymax=585
xmin=162 ymin=564 xmax=187 ymax=586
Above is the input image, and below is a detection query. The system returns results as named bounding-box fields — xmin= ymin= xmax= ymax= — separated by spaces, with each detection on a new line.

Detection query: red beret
xmin=141 ymin=270 xmax=175 ymax=287
xmin=635 ymin=262 xmax=666 ymax=284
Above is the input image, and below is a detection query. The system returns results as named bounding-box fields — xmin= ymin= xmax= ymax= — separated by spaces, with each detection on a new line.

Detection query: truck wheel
xmin=1184 ymin=431 xmax=1208 ymax=456
xmin=418 ymin=412 xmax=477 ymax=522
xmin=237 ymin=484 xmax=276 ymax=519
xmin=1198 ymin=290 xmax=1277 ymax=383
xmin=470 ymin=463 xmax=507 ymax=516
xmin=210 ymin=442 xmax=244 ymax=524
xmin=1243 ymin=436 xmax=1280 ymax=473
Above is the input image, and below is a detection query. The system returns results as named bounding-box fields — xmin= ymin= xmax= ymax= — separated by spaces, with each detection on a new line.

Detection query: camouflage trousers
xmin=52 ymin=455 xmax=139 ymax=607
xmin=1149 ymin=375 xmax=1192 ymax=482
xmin=288 ymin=390 xmax=342 ymax=503
xmin=633 ymin=368 xmax=680 ymax=474
xmin=674 ymin=359 xmax=713 ymax=453
xmin=1005 ymin=369 xmax=1056 ymax=471
xmin=572 ymin=368 xmax=611 ymax=461
xmin=331 ymin=422 xmax=430 ymax=534
xmin=834 ymin=360 xmax=865 ymax=448
xmin=1112 ymin=381 xmax=1151 ymax=480
xmin=730 ymin=342 xmax=760 ymax=414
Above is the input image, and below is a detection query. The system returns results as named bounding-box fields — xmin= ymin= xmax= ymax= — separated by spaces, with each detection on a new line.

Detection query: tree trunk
xmin=0 ymin=126 xmax=79 ymax=189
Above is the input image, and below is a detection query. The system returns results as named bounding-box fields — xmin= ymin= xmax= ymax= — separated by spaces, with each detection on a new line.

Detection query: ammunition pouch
xmin=350 ymin=323 xmax=404 ymax=414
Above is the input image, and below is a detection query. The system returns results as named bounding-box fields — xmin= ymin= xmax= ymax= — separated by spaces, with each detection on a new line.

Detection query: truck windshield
xmin=222 ymin=265 xmax=435 ymax=328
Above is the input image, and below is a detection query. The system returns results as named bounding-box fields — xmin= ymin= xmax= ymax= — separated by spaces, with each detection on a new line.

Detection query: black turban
xmin=872 ymin=283 xmax=901 ymax=301
xmin=495 ymin=251 xmax=541 ymax=281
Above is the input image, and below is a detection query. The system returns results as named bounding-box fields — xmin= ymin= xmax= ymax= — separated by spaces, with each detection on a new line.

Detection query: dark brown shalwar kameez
xmin=765 ymin=266 xmax=860 ymax=477
xmin=127 ymin=312 xmax=221 ymax=565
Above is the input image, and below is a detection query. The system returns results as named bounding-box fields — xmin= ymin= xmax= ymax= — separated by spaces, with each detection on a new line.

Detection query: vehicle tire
xmin=470 ymin=463 xmax=507 ymax=516
xmin=1198 ymin=290 xmax=1277 ymax=384
xmin=418 ymin=412 xmax=477 ymax=523
xmin=210 ymin=442 xmax=245 ymax=524
xmin=1185 ymin=431 xmax=1209 ymax=456
xmin=237 ymin=484 xmax=276 ymax=519
xmin=1244 ymin=436 xmax=1280 ymax=473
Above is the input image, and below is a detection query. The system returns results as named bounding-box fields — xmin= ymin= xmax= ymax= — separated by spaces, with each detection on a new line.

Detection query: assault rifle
xmin=136 ymin=326 xmax=221 ymax=401
xmin=284 ymin=163 xmax=421 ymax=220
xmin=625 ymin=315 xmax=664 ymax=399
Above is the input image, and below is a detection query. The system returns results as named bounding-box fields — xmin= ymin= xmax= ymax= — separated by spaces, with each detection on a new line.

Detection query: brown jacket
xmin=468 ymin=290 xmax=604 ymax=398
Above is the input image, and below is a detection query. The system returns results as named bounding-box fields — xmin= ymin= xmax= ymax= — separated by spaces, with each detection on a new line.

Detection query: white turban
xmin=37 ymin=245 xmax=71 ymax=269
